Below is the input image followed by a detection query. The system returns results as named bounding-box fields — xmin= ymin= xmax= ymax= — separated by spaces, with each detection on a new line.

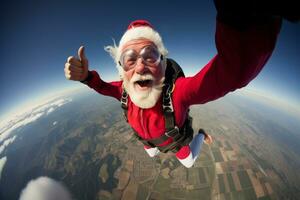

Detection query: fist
xmin=204 ymin=134 xmax=213 ymax=145
xmin=64 ymin=46 xmax=89 ymax=81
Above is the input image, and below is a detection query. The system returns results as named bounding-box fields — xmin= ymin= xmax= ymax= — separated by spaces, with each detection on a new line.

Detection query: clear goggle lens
xmin=120 ymin=45 xmax=161 ymax=71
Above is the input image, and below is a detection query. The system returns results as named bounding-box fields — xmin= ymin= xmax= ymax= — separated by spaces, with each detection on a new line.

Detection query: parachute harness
xmin=120 ymin=59 xmax=194 ymax=153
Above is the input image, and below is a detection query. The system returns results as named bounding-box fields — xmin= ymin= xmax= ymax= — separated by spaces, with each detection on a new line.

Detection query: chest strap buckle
xmin=165 ymin=126 xmax=179 ymax=138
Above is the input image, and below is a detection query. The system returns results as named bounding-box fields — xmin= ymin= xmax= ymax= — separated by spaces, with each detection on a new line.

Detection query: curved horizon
xmin=1 ymin=1 xmax=299 ymax=121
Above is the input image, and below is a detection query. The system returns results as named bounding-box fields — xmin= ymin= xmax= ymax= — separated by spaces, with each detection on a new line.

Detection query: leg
xmin=176 ymin=132 xmax=205 ymax=168
xmin=190 ymin=133 xmax=205 ymax=161
xmin=176 ymin=146 xmax=194 ymax=168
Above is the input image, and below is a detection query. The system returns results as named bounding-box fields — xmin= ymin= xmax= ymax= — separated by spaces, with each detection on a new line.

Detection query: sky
xmin=0 ymin=0 xmax=299 ymax=120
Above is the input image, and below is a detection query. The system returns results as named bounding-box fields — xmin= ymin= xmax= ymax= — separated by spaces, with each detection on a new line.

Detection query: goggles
xmin=119 ymin=45 xmax=161 ymax=71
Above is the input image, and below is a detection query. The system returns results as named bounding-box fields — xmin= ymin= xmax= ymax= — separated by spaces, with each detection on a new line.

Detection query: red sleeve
xmin=175 ymin=19 xmax=282 ymax=106
xmin=84 ymin=70 xmax=123 ymax=101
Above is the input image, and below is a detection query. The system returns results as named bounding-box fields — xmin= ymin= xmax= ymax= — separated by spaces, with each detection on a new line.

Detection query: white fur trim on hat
xmin=119 ymin=26 xmax=168 ymax=58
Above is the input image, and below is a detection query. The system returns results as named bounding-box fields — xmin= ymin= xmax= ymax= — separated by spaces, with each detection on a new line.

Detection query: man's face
xmin=121 ymin=39 xmax=165 ymax=108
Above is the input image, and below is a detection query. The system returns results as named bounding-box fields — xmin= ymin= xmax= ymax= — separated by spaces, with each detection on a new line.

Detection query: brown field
xmin=215 ymin=163 xmax=223 ymax=174
xmin=265 ymin=182 xmax=273 ymax=195
xmin=247 ymin=169 xmax=265 ymax=198
xmin=121 ymin=179 xmax=138 ymax=200
xmin=118 ymin=170 xmax=130 ymax=190
xmin=125 ymin=160 xmax=134 ymax=172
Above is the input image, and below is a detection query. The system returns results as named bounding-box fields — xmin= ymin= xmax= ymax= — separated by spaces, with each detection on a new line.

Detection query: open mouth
xmin=134 ymin=79 xmax=153 ymax=89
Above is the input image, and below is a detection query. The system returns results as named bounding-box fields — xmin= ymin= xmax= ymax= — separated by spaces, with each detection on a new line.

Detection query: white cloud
xmin=0 ymin=112 xmax=44 ymax=143
xmin=52 ymin=99 xmax=70 ymax=107
xmin=0 ymin=156 xmax=7 ymax=180
xmin=0 ymin=98 xmax=72 ymax=143
xmin=0 ymin=136 xmax=16 ymax=155
xmin=47 ymin=107 xmax=55 ymax=115
xmin=19 ymin=176 xmax=72 ymax=200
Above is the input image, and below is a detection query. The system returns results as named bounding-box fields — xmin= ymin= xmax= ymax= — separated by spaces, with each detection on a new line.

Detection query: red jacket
xmin=84 ymin=20 xmax=281 ymax=158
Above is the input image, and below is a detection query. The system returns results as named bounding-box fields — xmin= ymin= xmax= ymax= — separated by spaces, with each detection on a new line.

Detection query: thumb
xmin=78 ymin=46 xmax=88 ymax=68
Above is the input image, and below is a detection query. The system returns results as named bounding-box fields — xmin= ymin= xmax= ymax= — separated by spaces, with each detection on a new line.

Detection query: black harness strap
xmin=131 ymin=117 xmax=193 ymax=153
xmin=121 ymin=88 xmax=128 ymax=122
xmin=162 ymin=83 xmax=176 ymax=132
xmin=132 ymin=126 xmax=180 ymax=146
xmin=121 ymin=58 xmax=194 ymax=153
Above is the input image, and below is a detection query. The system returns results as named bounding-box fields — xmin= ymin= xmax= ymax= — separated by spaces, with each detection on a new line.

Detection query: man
xmin=64 ymin=3 xmax=284 ymax=167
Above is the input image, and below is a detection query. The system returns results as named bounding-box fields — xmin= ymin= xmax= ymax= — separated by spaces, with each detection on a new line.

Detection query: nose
xmin=134 ymin=57 xmax=147 ymax=74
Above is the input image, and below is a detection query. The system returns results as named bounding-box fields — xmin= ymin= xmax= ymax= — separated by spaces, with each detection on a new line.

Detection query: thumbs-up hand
xmin=64 ymin=46 xmax=89 ymax=81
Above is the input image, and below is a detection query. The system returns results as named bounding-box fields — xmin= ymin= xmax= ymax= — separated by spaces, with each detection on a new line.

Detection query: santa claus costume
xmin=82 ymin=16 xmax=281 ymax=168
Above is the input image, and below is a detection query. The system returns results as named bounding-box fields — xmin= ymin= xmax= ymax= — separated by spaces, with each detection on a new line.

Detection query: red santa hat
xmin=105 ymin=20 xmax=168 ymax=78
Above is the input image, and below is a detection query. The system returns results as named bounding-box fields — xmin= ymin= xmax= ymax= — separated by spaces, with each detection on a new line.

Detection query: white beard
xmin=123 ymin=73 xmax=164 ymax=109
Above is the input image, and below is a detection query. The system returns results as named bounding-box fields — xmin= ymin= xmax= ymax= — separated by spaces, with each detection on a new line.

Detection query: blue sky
xmin=0 ymin=0 xmax=299 ymax=119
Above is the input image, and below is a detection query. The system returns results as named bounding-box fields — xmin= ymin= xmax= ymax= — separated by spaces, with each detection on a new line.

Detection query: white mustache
xmin=130 ymin=73 xmax=154 ymax=83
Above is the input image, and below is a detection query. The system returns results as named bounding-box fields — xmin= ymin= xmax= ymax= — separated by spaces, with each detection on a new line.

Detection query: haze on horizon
xmin=1 ymin=0 xmax=299 ymax=120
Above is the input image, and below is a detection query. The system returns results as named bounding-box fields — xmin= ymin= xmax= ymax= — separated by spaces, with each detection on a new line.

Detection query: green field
xmin=227 ymin=188 xmax=257 ymax=200
xmin=218 ymin=174 xmax=226 ymax=193
xmin=136 ymin=184 xmax=148 ymax=200
xmin=225 ymin=141 xmax=233 ymax=150
xmin=185 ymin=188 xmax=211 ymax=200
xmin=213 ymin=150 xmax=224 ymax=162
xmin=188 ymin=168 xmax=201 ymax=185
xmin=199 ymin=167 xmax=207 ymax=183
xmin=226 ymin=173 xmax=236 ymax=191
xmin=237 ymin=170 xmax=252 ymax=189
